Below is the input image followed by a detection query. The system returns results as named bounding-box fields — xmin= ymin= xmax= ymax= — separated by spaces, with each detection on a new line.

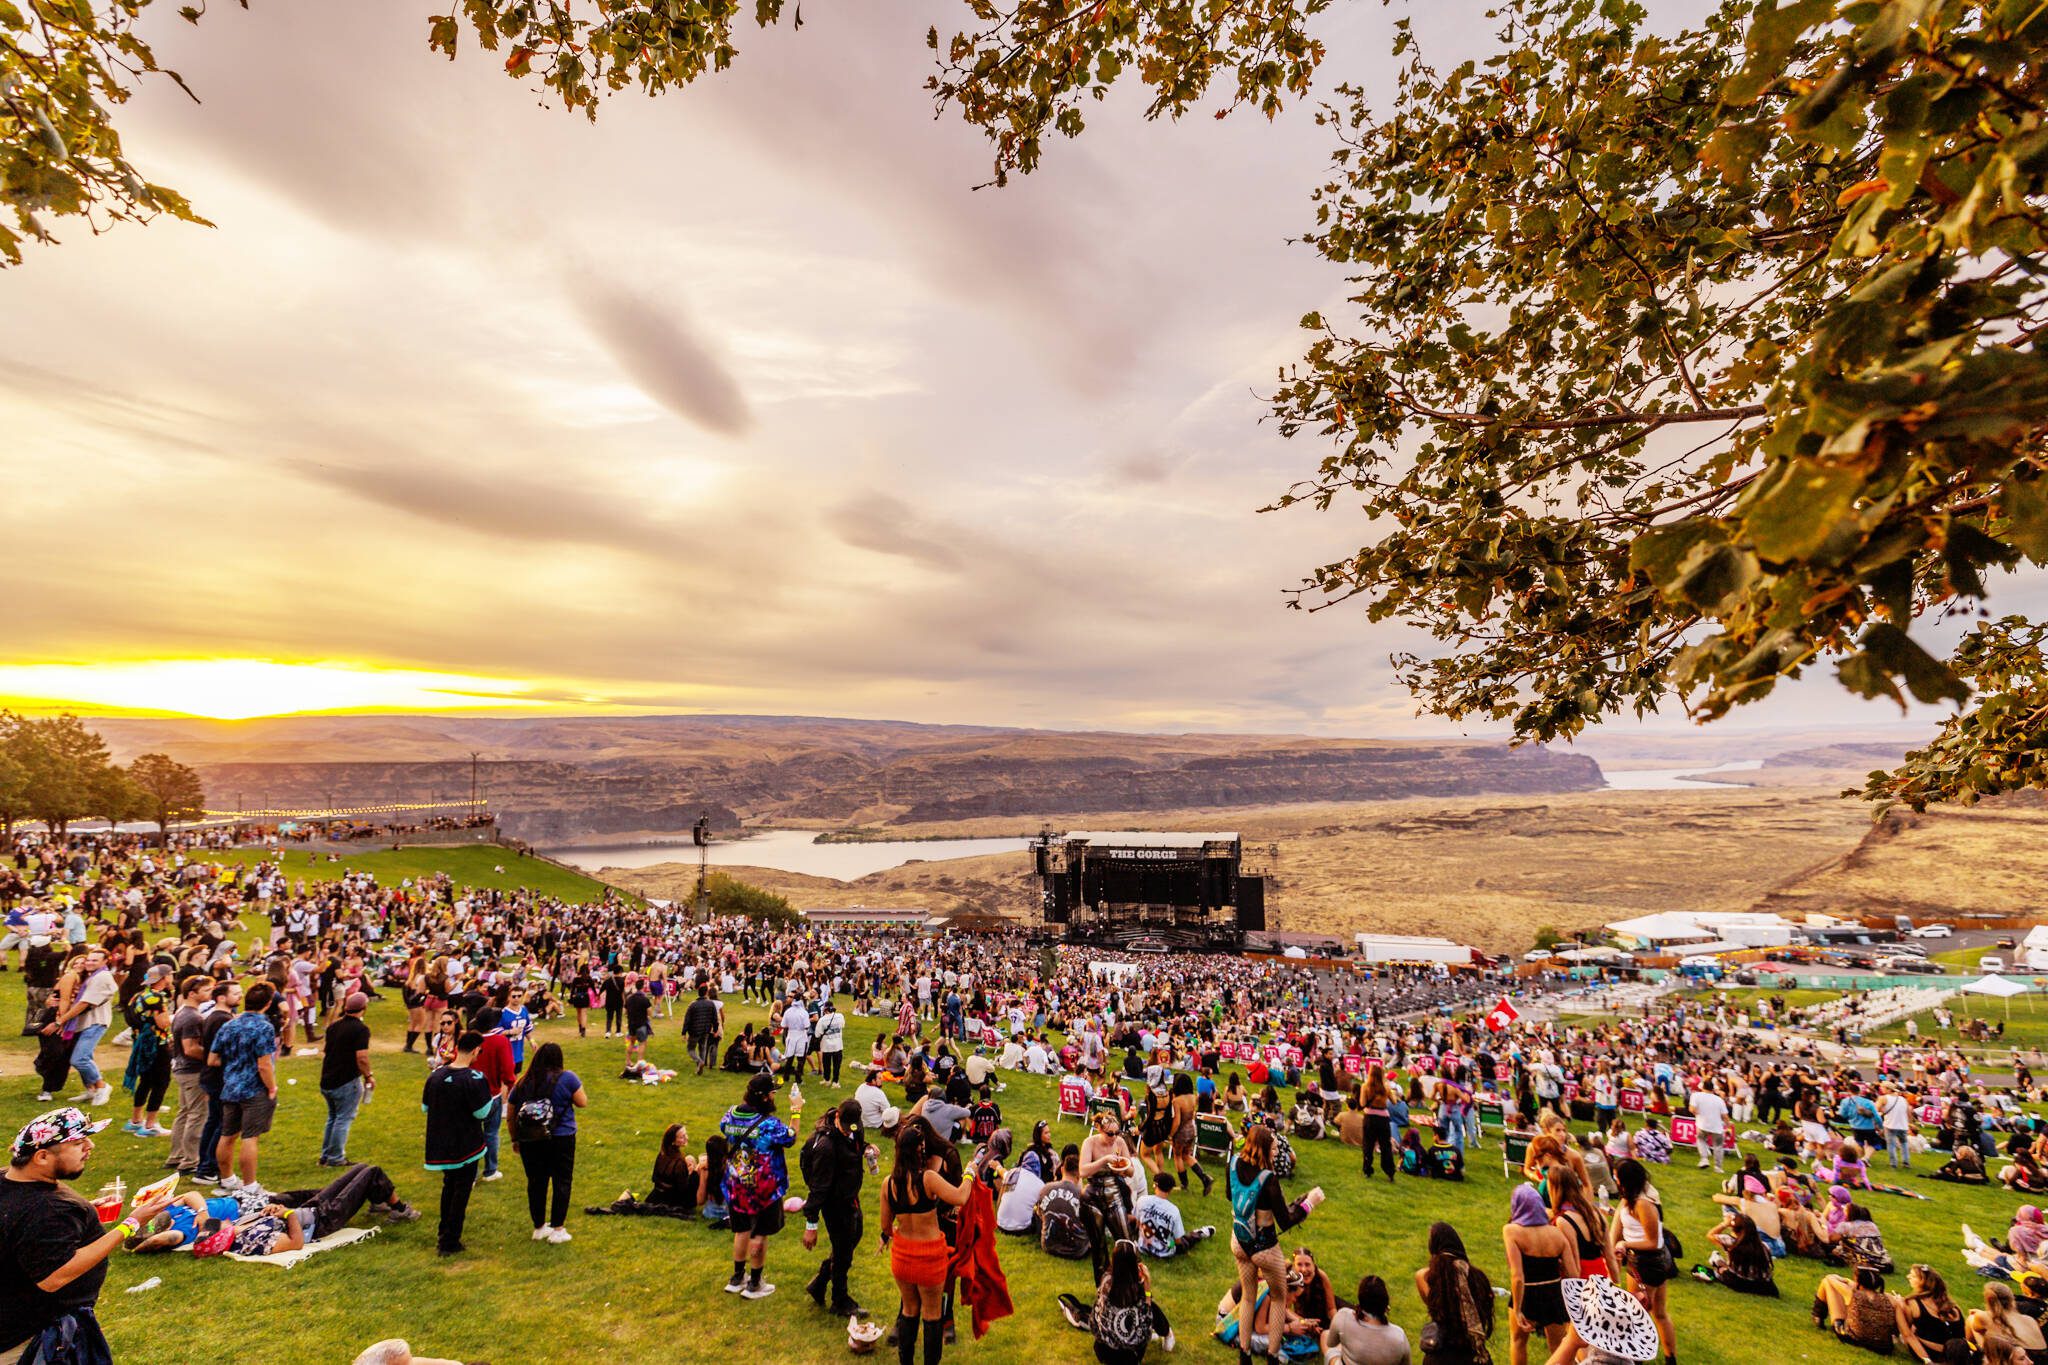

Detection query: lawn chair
xmin=1087 ymin=1095 xmax=1126 ymax=1129
xmin=1500 ymin=1128 xmax=1537 ymax=1181
xmin=1195 ymin=1114 xmax=1235 ymax=1164
xmin=1057 ymin=1078 xmax=1089 ymax=1121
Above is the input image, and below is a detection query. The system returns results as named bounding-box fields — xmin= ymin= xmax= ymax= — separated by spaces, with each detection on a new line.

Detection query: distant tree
xmin=20 ymin=715 xmax=114 ymax=834
xmin=127 ymin=752 xmax=205 ymax=846
xmin=88 ymin=763 xmax=147 ymax=835
xmin=1533 ymin=925 xmax=1564 ymax=951
xmin=702 ymin=871 xmax=799 ymax=926
xmin=0 ymin=713 xmax=33 ymax=838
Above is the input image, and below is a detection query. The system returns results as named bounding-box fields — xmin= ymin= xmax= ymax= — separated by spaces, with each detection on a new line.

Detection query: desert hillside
xmin=90 ymin=714 xmax=1602 ymax=843
xmin=1755 ymin=791 xmax=2048 ymax=921
xmin=608 ymin=787 xmax=1886 ymax=952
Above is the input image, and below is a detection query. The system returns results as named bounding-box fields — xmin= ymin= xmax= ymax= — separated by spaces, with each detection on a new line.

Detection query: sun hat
xmin=1561 ymin=1276 xmax=1660 ymax=1361
xmin=192 ymin=1221 xmax=235 ymax=1257
xmin=11 ymin=1107 xmax=111 ymax=1162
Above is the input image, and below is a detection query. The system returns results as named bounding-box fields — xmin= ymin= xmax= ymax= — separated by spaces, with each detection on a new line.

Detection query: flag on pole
xmin=1484 ymin=997 xmax=1520 ymax=1032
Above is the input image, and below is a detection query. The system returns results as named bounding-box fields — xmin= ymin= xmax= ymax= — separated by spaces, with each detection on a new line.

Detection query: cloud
xmin=826 ymin=492 xmax=966 ymax=572
xmin=569 ymin=285 xmax=754 ymax=436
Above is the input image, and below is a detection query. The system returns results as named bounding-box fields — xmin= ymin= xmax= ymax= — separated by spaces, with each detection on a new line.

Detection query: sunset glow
xmin=0 ymin=660 xmax=550 ymax=720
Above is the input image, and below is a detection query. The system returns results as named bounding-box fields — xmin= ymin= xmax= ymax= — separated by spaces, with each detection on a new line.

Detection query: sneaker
xmin=1697 ymin=1160 xmax=1711 ymax=1169
xmin=1058 ymin=1294 xmax=1089 ymax=1331
xmin=142 ymin=1125 xmax=170 ymax=1137
xmin=122 ymin=1121 xmax=143 ymax=1136
xmin=546 ymin=1226 xmax=572 ymax=1244
xmin=1191 ymin=1225 xmax=1216 ymax=1240
xmin=1161 ymin=1328 xmax=1177 ymax=1352
xmin=741 ymin=1280 xmax=776 ymax=1300
xmin=93 ymin=1086 xmax=113 ymax=1106
xmin=384 ymin=1205 xmax=422 ymax=1223
xmin=724 ymin=1274 xmax=746 ymax=1293
xmin=480 ymin=1170 xmax=503 ymax=1182
xmin=35 ymin=1092 xmax=51 ymax=1102
xmin=219 ymin=1176 xmax=244 ymax=1191
xmin=533 ymin=1226 xmax=552 ymax=1241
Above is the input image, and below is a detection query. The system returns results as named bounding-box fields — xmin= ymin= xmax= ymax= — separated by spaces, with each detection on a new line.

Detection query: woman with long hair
xmin=1227 ymin=1123 xmax=1318 ymax=1365
xmin=567 ymin=960 xmax=595 ymax=1038
xmin=1700 ymin=1211 xmax=1777 ymax=1297
xmin=1895 ymin=1264 xmax=1967 ymax=1365
xmin=1414 ymin=1222 xmax=1494 ymax=1365
xmin=1170 ymin=1072 xmax=1213 ymax=1195
xmin=1503 ymin=1184 xmax=1577 ymax=1365
xmin=1611 ymin=1158 xmax=1676 ymax=1365
xmin=402 ymin=949 xmax=429 ymax=1052
xmin=1357 ymin=1064 xmax=1396 ymax=1184
xmin=880 ymin=1117 xmax=971 ymax=1365
xmin=1548 ymin=1165 xmax=1609 ymax=1280
xmin=509 ymin=1041 xmax=586 ymax=1244
xmin=1086 ymin=1238 xmax=1173 ymax=1363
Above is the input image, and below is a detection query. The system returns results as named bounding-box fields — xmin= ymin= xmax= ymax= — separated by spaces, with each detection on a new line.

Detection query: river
xmin=1602 ymin=758 xmax=1765 ymax=790
xmin=542 ymin=830 xmax=1032 ymax=879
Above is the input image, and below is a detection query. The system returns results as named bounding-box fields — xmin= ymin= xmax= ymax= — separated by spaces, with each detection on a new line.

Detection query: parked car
xmin=1998 ymin=936 xmax=2018 ymax=948
xmin=1523 ymin=948 xmax=1554 ymax=962
xmin=1911 ymin=924 xmax=1954 ymax=938
xmin=1895 ymin=959 xmax=1948 ymax=975
xmin=1981 ymin=956 xmax=2006 ymax=974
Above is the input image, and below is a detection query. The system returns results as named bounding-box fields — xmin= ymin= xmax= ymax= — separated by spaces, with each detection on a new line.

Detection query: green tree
xmin=0 ymin=712 xmax=31 ymax=838
xmin=1532 ymin=925 xmax=1563 ymax=951
xmin=10 ymin=0 xmax=2048 ymax=810
xmin=127 ymin=752 xmax=205 ymax=844
xmin=19 ymin=714 xmax=115 ymax=833
xmin=701 ymin=871 xmax=799 ymax=925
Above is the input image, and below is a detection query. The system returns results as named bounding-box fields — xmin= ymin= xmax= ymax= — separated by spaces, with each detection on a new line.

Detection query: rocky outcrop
xmin=116 ymin=716 xmax=1606 ymax=845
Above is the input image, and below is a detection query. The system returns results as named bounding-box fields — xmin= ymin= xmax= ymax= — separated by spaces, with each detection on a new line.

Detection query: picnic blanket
xmin=225 ymin=1225 xmax=377 ymax=1267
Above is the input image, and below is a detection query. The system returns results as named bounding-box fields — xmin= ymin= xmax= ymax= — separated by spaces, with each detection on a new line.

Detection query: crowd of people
xmin=5 ymin=829 xmax=2048 ymax=1365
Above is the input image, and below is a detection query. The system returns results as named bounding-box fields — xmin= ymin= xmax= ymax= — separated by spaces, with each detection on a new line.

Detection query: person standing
xmin=1357 ymin=1063 xmax=1397 ymax=1185
xmin=192 ymin=979 xmax=239 ymax=1183
xmin=2 ymin=1107 xmax=177 ymax=1365
xmin=721 ymin=1071 xmax=797 ymax=1299
xmin=319 ymin=993 xmax=374 ymax=1167
xmin=880 ymin=1119 xmax=973 ymax=1365
xmin=817 ymin=997 xmax=847 ymax=1087
xmin=1689 ymin=1081 xmax=1730 ymax=1173
xmin=42 ymin=949 xmax=115 ymax=1106
xmin=508 ymin=1042 xmax=585 ymax=1244
xmin=801 ymin=1098 xmax=875 ymax=1316
xmin=208 ymin=982 xmax=280 ymax=1191
xmin=1227 ymin=1124 xmax=1319 ymax=1365
xmin=421 ymin=1031 xmax=492 ymax=1257
xmin=684 ymin=985 xmax=721 ymax=1075
xmin=1879 ymin=1086 xmax=1913 ymax=1171
xmin=782 ymin=994 xmax=813 ymax=1083
xmin=470 ymin=1015 xmax=516 ymax=1184
xmin=165 ymin=974 xmax=213 ymax=1174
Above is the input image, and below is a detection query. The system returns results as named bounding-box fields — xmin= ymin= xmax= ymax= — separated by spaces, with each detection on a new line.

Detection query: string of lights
xmin=199 ymin=800 xmax=493 ymax=820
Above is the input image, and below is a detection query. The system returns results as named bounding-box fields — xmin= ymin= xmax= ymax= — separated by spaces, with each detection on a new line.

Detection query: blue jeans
xmin=481 ymin=1096 xmax=503 ymax=1176
xmin=71 ymin=1023 xmax=108 ymax=1089
xmin=321 ymin=1079 xmax=362 ymax=1164
xmin=196 ymin=1077 xmax=224 ymax=1178
xmin=1884 ymin=1127 xmax=1910 ymax=1168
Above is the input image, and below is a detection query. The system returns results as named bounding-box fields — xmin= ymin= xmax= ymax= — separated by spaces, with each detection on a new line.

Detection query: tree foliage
xmin=1268 ymin=0 xmax=2047 ymax=810
xmin=8 ymin=0 xmax=2048 ymax=809
xmin=128 ymin=750 xmax=206 ymax=844
xmin=0 ymin=0 xmax=212 ymax=265
xmin=702 ymin=870 xmax=798 ymax=924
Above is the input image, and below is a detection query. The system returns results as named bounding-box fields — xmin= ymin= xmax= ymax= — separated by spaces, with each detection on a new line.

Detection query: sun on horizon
xmin=0 ymin=659 xmax=561 ymax=721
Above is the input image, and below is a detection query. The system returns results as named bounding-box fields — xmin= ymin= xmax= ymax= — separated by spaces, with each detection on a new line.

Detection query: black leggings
xmin=1362 ymin=1113 xmax=1396 ymax=1179
xmin=604 ymin=1003 xmax=624 ymax=1032
xmin=521 ymin=1134 xmax=576 ymax=1228
xmin=134 ymin=1050 xmax=171 ymax=1113
xmin=820 ymin=1049 xmax=843 ymax=1084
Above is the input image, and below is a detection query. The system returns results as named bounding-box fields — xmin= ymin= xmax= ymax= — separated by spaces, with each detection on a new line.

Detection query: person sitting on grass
xmin=1814 ymin=1265 xmax=1900 ymax=1353
xmin=1695 ymin=1211 xmax=1778 ymax=1296
xmin=1131 ymin=1170 xmax=1214 ymax=1259
xmin=1932 ymin=1143 xmax=1988 ymax=1184
xmin=1966 ymin=1283 xmax=2048 ymax=1361
xmin=589 ymin=1123 xmax=702 ymax=1218
xmin=1893 ymin=1264 xmax=1968 ymax=1365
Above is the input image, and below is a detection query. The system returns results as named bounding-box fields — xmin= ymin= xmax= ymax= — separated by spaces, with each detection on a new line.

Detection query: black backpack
xmin=511 ymin=1088 xmax=557 ymax=1143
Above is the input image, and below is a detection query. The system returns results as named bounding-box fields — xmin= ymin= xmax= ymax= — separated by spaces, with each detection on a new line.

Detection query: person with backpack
xmin=507 ymin=1042 xmax=586 ymax=1245
xmin=817 ymin=996 xmax=847 ymax=1086
xmin=1037 ymin=1145 xmax=1098 ymax=1268
xmin=1227 ymin=1124 xmax=1322 ymax=1365
xmin=968 ymin=1088 xmax=1002 ymax=1147
xmin=800 ymin=1097 xmax=876 ymax=1316
xmin=720 ymin=1070 xmax=797 ymax=1299
xmin=683 ymin=985 xmax=722 ymax=1076
xmin=421 ymin=1030 xmax=493 ymax=1258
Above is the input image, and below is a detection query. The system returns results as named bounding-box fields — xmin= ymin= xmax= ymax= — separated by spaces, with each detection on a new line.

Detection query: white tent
xmin=1962 ymin=975 xmax=2030 ymax=998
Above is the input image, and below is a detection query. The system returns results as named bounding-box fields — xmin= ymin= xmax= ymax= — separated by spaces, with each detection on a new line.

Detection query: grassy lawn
xmin=0 ymin=850 xmax=2038 ymax=1365
xmin=1684 ymin=987 xmax=1848 ymax=1012
xmin=1871 ymin=996 xmax=2048 ymax=1050
xmin=199 ymin=845 xmax=633 ymax=905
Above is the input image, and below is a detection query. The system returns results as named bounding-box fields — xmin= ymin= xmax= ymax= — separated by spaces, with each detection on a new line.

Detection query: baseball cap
xmin=11 ymin=1107 xmax=112 ymax=1162
xmin=345 ymin=992 xmax=370 ymax=1013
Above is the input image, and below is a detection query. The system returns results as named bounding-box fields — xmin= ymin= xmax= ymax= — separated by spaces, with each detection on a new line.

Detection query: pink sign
xmin=1219 ymin=1041 xmax=1238 ymax=1060
xmin=1562 ymin=1083 xmax=1581 ymax=1102
xmin=1671 ymin=1116 xmax=1698 ymax=1144
xmin=1620 ymin=1089 xmax=1647 ymax=1112
xmin=1918 ymin=1103 xmax=1944 ymax=1124
xmin=1058 ymin=1080 xmax=1088 ymax=1116
xmin=1342 ymin=1054 xmax=1363 ymax=1076
xmin=1286 ymin=1047 xmax=1304 ymax=1067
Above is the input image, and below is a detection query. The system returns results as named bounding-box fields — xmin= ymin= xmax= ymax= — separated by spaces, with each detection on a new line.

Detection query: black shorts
xmin=729 ymin=1202 xmax=785 ymax=1237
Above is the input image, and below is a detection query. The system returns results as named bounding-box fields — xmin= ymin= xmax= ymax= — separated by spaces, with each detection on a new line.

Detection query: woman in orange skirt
xmin=880 ymin=1118 xmax=970 ymax=1365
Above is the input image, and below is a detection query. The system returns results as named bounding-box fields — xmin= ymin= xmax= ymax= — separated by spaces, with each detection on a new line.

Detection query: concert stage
xmin=1029 ymin=830 xmax=1267 ymax=950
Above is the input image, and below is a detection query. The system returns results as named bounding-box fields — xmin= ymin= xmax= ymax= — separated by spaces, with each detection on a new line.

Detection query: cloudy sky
xmin=0 ymin=0 xmax=1979 ymax=738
